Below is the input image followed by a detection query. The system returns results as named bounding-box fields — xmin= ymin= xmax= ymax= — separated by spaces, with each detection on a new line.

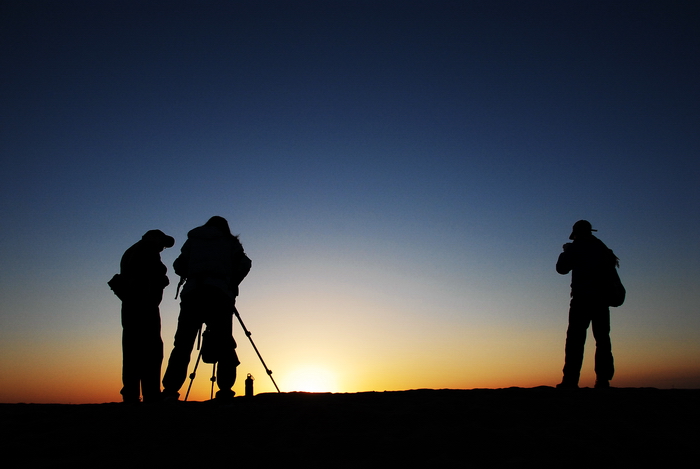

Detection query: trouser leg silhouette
xmin=562 ymin=300 xmax=614 ymax=385
xmin=163 ymin=286 xmax=239 ymax=398
xmin=121 ymin=302 xmax=163 ymax=402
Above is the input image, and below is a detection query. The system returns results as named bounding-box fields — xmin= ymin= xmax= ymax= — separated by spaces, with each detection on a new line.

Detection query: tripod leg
xmin=234 ymin=308 xmax=281 ymax=393
xmin=184 ymin=347 xmax=203 ymax=402
xmin=210 ymin=362 xmax=217 ymax=400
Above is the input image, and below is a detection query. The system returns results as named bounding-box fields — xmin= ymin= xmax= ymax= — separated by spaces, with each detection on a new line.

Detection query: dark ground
xmin=2 ymin=387 xmax=698 ymax=468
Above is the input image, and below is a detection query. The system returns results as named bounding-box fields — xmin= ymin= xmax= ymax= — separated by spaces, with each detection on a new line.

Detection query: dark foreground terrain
xmin=2 ymin=387 xmax=698 ymax=467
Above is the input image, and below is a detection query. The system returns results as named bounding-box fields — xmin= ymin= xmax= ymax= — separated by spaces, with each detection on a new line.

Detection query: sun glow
xmin=284 ymin=366 xmax=338 ymax=393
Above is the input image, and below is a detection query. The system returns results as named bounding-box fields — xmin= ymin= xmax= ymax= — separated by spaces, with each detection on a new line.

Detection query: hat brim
xmin=163 ymin=236 xmax=175 ymax=248
xmin=569 ymin=228 xmax=597 ymax=240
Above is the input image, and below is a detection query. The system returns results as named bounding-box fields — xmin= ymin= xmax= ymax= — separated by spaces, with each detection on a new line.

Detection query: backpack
xmin=108 ymin=273 xmax=127 ymax=301
xmin=606 ymin=267 xmax=626 ymax=307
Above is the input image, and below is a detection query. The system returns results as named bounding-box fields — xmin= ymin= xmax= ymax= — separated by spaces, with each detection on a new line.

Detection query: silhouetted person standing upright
xmin=162 ymin=216 xmax=251 ymax=401
xmin=119 ymin=229 xmax=174 ymax=403
xmin=556 ymin=220 xmax=624 ymax=389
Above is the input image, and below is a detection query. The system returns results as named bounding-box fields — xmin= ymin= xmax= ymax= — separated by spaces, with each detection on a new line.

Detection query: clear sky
xmin=1 ymin=1 xmax=699 ymax=403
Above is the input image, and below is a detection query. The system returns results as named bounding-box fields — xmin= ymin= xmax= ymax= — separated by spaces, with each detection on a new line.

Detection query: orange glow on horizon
xmin=2 ymin=318 xmax=699 ymax=403
xmin=281 ymin=365 xmax=339 ymax=393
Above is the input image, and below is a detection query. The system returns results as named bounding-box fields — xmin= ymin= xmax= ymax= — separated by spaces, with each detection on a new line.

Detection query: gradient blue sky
xmin=1 ymin=1 xmax=699 ymax=402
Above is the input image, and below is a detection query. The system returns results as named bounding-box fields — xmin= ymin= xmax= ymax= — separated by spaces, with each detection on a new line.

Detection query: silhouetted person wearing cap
xmin=162 ymin=216 xmax=251 ymax=402
xmin=556 ymin=220 xmax=622 ymax=389
xmin=119 ymin=229 xmax=174 ymax=403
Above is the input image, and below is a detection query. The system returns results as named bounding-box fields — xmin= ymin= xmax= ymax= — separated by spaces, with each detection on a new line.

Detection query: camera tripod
xmin=184 ymin=307 xmax=280 ymax=401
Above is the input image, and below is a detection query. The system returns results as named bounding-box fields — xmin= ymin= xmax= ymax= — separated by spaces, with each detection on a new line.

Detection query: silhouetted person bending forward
xmin=119 ymin=229 xmax=174 ymax=403
xmin=163 ymin=216 xmax=251 ymax=401
xmin=556 ymin=220 xmax=622 ymax=389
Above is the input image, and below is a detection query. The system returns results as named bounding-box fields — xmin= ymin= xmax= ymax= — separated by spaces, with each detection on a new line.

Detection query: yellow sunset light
xmin=284 ymin=366 xmax=338 ymax=393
